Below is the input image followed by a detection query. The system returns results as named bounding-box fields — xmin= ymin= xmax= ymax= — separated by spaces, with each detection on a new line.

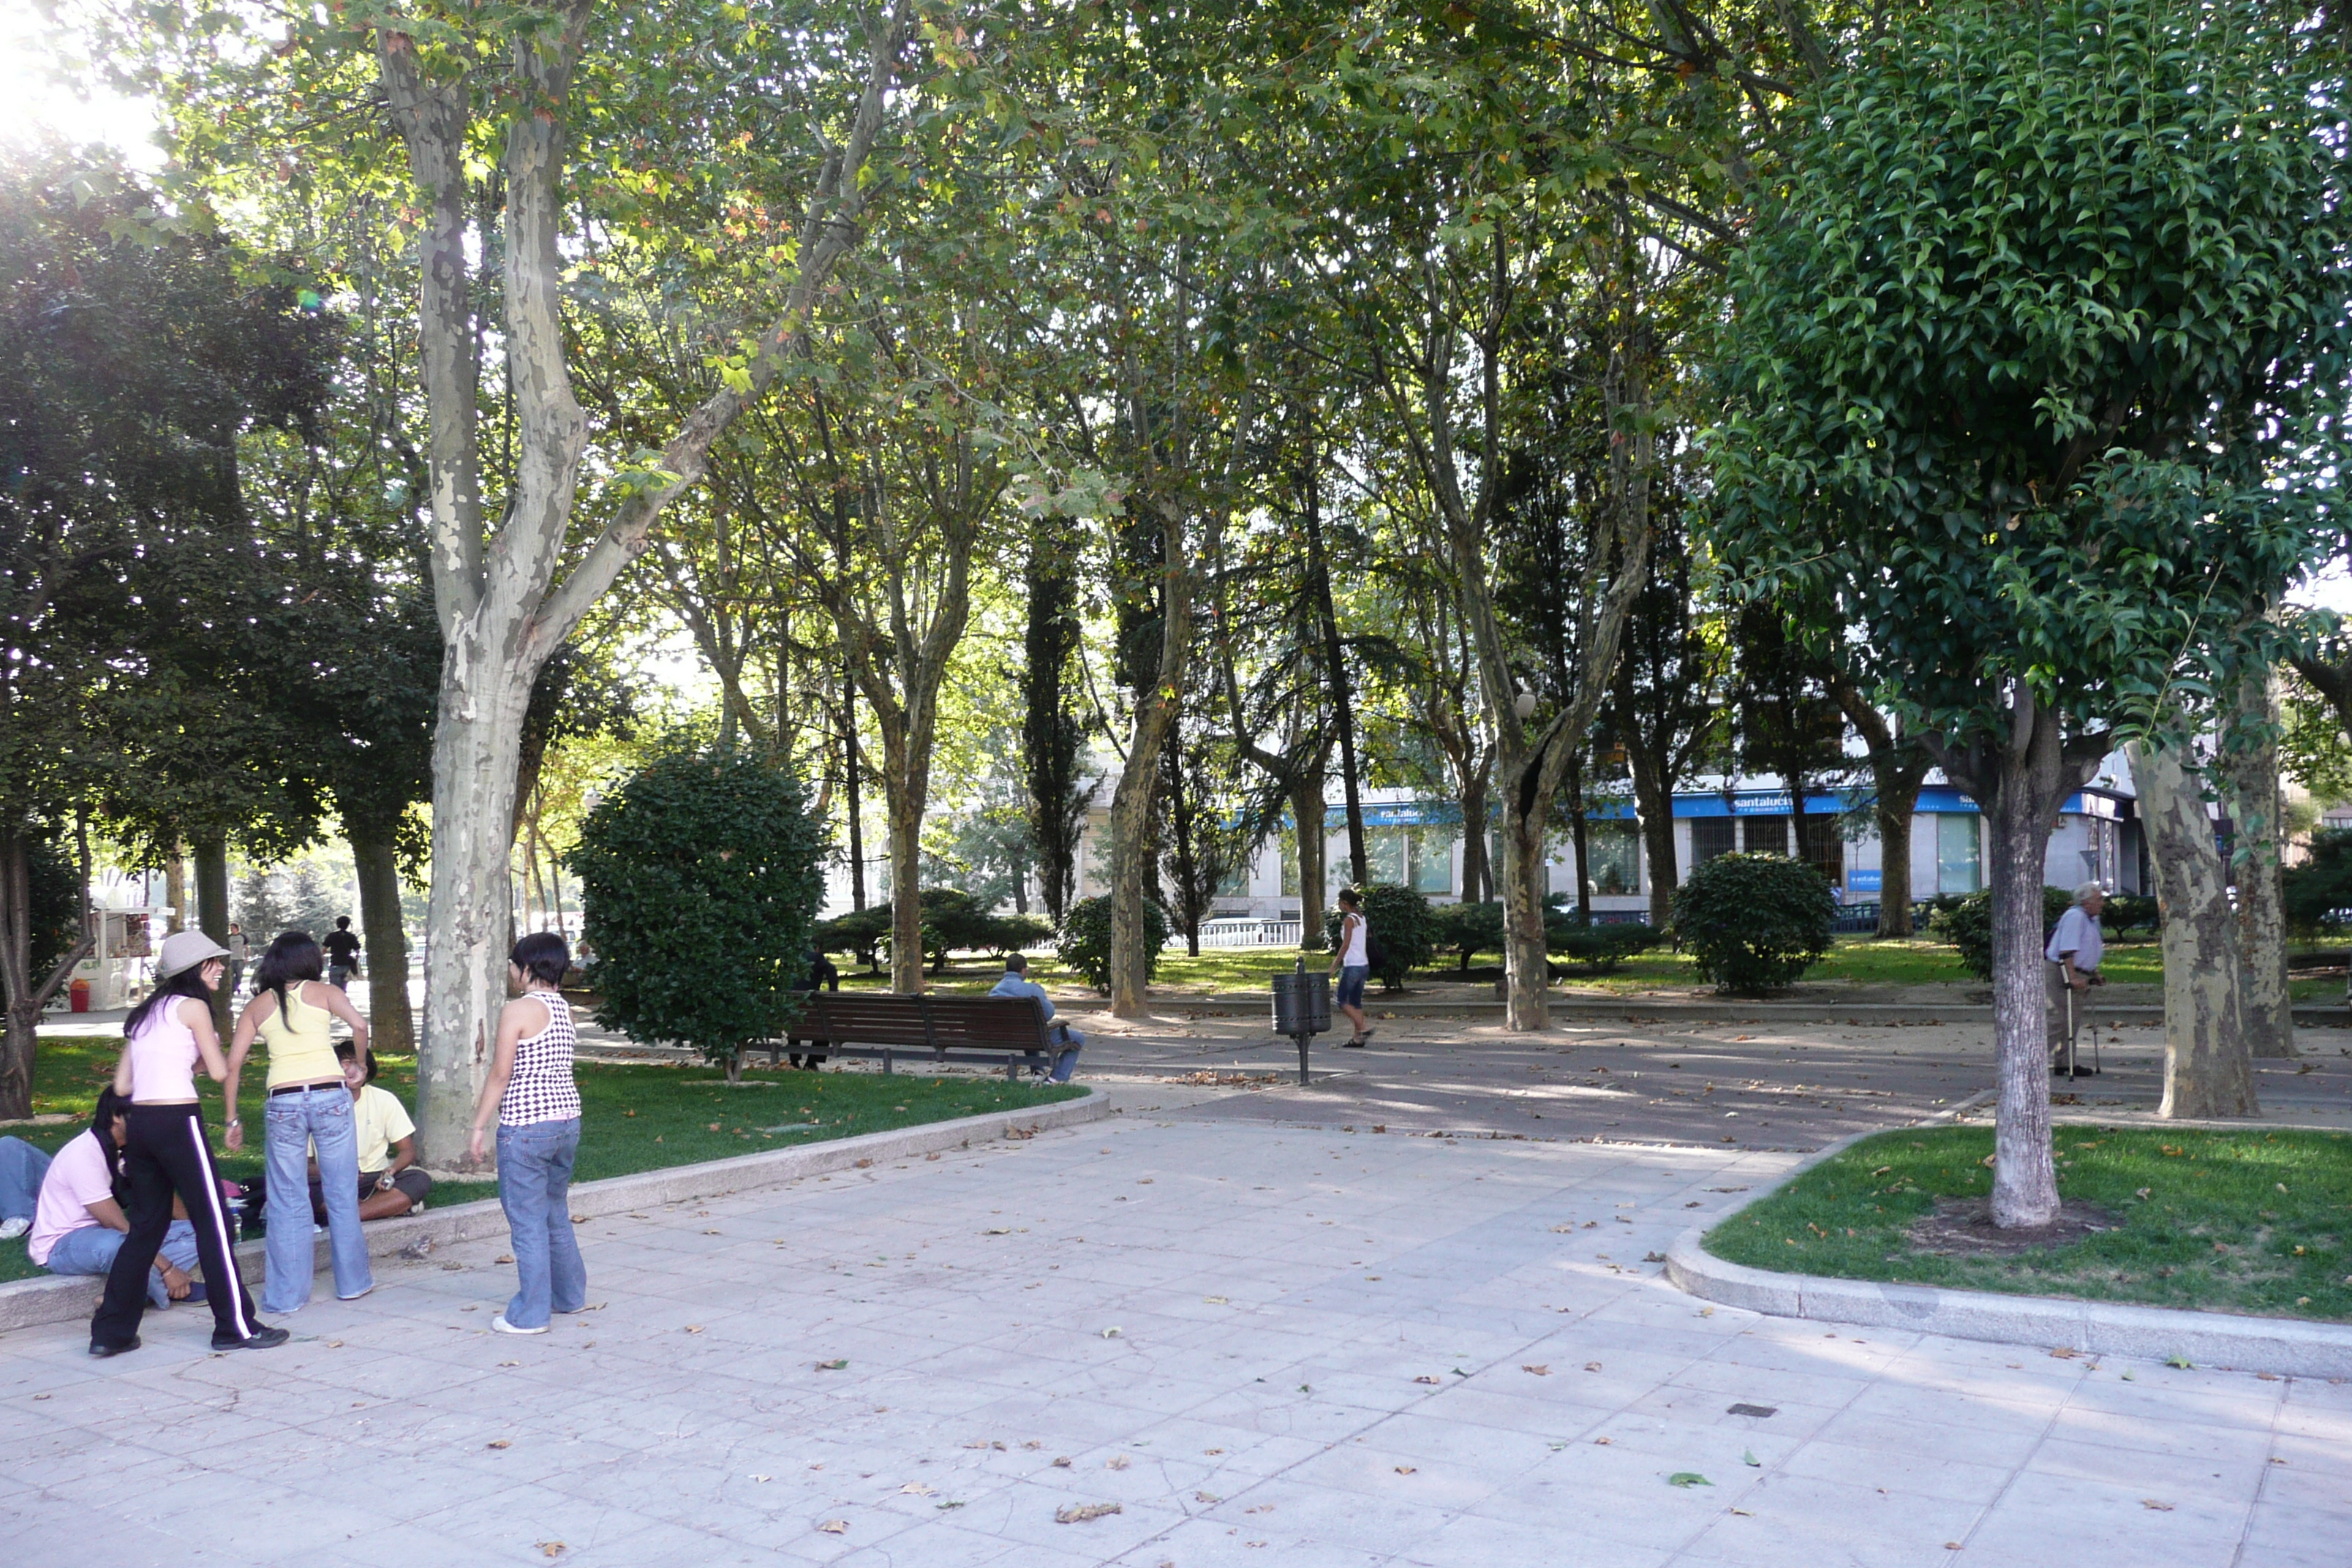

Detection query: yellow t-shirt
xmin=312 ymin=1085 xmax=416 ymax=1173
xmin=259 ymin=983 xmax=340 ymax=1089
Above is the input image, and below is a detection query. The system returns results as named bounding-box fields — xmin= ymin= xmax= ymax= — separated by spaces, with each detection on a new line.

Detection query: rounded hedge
xmin=1672 ymin=853 xmax=1836 ymax=995
xmin=573 ymin=745 xmax=826 ymax=1074
xmin=1057 ymin=894 xmax=1169 ymax=993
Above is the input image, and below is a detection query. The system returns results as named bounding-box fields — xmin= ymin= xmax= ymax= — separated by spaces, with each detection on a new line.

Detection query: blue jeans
xmin=48 ymin=1219 xmax=199 ymax=1308
xmin=498 ymin=1118 xmax=586 ymax=1329
xmin=0 ymin=1134 xmax=50 ymax=1221
xmin=263 ymin=1085 xmax=372 ymax=1311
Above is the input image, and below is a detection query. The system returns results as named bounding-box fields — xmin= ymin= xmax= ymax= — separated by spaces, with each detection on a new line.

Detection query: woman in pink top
xmin=88 ymin=930 xmax=287 ymax=1357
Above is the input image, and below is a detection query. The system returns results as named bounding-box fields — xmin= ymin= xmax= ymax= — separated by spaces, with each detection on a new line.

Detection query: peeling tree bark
xmin=2220 ymin=671 xmax=2294 ymax=1060
xmin=2130 ymin=740 xmax=2260 ymax=1118
xmin=376 ymin=5 xmax=910 ymax=1166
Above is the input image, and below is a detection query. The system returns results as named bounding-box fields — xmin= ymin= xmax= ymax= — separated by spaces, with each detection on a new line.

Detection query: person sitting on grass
xmin=310 ymin=1042 xmax=432 ymax=1222
xmin=31 ymin=1088 xmax=204 ymax=1309
xmin=988 ymin=954 xmax=1082 ymax=1084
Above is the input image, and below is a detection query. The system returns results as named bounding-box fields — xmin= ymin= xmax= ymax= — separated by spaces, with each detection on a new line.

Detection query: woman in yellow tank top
xmin=223 ymin=931 xmax=374 ymax=1314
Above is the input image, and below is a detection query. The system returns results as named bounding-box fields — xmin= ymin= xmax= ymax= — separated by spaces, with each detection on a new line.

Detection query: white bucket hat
xmin=154 ymin=928 xmax=230 ymax=981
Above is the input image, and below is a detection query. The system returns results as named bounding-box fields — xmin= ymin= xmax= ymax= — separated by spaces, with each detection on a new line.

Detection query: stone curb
xmin=0 ymin=1088 xmax=1109 ymax=1337
xmin=1665 ymin=1097 xmax=2352 ymax=1378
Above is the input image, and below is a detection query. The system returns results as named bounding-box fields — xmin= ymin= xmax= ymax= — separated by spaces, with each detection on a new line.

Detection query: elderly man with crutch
xmin=2048 ymin=883 xmax=2106 ymax=1078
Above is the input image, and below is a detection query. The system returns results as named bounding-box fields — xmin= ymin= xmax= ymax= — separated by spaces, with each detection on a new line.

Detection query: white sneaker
xmin=490 ymin=1313 xmax=547 ymax=1336
xmin=0 ymin=1216 xmax=28 ymax=1241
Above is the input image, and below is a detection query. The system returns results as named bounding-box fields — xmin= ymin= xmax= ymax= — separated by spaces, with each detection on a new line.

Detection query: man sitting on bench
xmin=988 ymin=954 xmax=1081 ymax=1083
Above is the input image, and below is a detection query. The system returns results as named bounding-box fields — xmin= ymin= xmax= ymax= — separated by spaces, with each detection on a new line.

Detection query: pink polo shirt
xmin=28 ymin=1129 xmax=113 ymax=1266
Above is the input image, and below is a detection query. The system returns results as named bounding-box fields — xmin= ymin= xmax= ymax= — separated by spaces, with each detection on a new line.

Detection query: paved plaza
xmin=6 ymin=1043 xmax=2350 ymax=1568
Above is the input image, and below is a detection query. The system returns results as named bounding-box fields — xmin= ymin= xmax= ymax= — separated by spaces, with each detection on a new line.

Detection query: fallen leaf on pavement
xmin=1055 ymin=1503 xmax=1123 ymax=1524
xmin=1667 ymin=1473 xmax=1712 ymax=1488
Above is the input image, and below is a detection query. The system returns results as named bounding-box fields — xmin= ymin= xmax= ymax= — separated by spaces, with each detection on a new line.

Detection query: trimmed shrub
xmin=1673 ymin=853 xmax=1836 ymax=995
xmin=1322 ymin=883 xmax=1439 ymax=990
xmin=1931 ymin=886 xmax=2076 ymax=980
xmin=573 ymin=745 xmax=826 ymax=1079
xmin=1431 ymin=900 xmax=1507 ymax=971
xmin=1548 ymin=919 xmax=1664 ymax=973
xmin=1057 ymin=894 xmax=1169 ymax=993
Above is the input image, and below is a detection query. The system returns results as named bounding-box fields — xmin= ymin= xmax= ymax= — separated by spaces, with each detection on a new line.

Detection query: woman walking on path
xmin=470 ymin=931 xmax=585 ymax=1335
xmin=225 ymin=931 xmax=374 ymax=1313
xmin=89 ymin=930 xmax=285 ymax=1357
xmin=1334 ymin=888 xmax=1374 ymax=1049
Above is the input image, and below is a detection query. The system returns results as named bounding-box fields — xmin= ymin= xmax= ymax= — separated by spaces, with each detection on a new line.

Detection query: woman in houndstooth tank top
xmin=469 ymin=932 xmax=586 ymax=1334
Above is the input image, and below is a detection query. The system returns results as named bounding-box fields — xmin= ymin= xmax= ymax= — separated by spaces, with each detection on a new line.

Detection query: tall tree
xmin=1714 ymin=0 xmax=2352 ymax=1224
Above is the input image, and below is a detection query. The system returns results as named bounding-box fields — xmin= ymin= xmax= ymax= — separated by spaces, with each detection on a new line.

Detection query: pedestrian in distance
xmin=2048 ymin=883 xmax=2106 ymax=1077
xmin=470 ymin=931 xmax=587 ymax=1335
xmin=1333 ymin=888 xmax=1374 ymax=1048
xmin=225 ymin=930 xmax=375 ymax=1313
xmin=323 ymin=916 xmax=362 ymax=991
xmin=225 ymin=922 xmax=249 ymax=998
xmin=88 ymin=929 xmax=284 ymax=1357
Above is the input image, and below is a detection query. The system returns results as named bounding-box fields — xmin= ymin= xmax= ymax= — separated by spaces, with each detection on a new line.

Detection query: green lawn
xmin=1 ymin=1039 xmax=1079 ymax=1286
xmin=841 ymin=935 xmax=2182 ymax=997
xmin=1706 ymin=1126 xmax=2352 ymax=1322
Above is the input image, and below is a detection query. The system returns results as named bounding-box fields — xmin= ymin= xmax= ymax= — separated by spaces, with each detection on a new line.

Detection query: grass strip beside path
xmin=1706 ymin=1126 xmax=2352 ymax=1324
xmin=1 ymin=1040 xmax=1079 ymax=1286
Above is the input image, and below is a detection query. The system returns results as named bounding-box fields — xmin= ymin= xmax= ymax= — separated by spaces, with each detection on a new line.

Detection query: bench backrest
xmin=800 ymin=992 xmax=1052 ymax=1049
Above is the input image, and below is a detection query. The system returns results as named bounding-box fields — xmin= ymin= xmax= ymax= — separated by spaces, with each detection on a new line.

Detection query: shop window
xmin=1588 ymin=821 xmax=1641 ymax=896
xmin=1798 ymin=815 xmax=1843 ymax=883
xmin=1936 ymin=813 xmax=1981 ymax=895
xmin=1407 ymin=826 xmax=1453 ymax=894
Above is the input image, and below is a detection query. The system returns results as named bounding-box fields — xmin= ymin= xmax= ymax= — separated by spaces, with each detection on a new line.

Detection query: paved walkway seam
xmin=0 ymin=1088 xmax=1109 ymax=1336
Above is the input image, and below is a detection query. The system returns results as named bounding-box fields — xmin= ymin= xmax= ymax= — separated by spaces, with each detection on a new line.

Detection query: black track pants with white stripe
xmin=91 ymin=1103 xmax=259 ymax=1348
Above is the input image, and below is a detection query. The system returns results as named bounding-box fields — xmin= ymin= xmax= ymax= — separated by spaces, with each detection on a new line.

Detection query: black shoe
xmin=89 ymin=1336 xmax=140 ymax=1358
xmin=211 ymin=1325 xmax=290 ymax=1352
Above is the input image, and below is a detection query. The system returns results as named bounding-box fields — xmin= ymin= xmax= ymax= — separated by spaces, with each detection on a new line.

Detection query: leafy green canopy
xmin=1711 ymin=0 xmax=2352 ymax=739
xmin=573 ymin=745 xmax=826 ymax=1067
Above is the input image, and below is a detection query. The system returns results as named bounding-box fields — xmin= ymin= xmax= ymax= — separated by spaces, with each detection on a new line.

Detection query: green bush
xmin=1672 ymin=853 xmax=1836 ymax=995
xmin=573 ymin=745 xmax=826 ymax=1079
xmin=1548 ymin=919 xmax=1664 ymax=973
xmin=1056 ymin=894 xmax=1169 ymax=993
xmin=2283 ymin=829 xmax=2352 ymax=935
xmin=1322 ymin=883 xmax=1439 ymax=990
xmin=2100 ymin=893 xmax=2160 ymax=939
xmin=1930 ymin=886 xmax=2077 ymax=981
xmin=1431 ymin=900 xmax=1506 ymax=971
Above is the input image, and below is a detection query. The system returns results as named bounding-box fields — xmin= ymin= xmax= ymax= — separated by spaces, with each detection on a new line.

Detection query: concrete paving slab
xmin=1 ymin=1113 xmax=2340 ymax=1567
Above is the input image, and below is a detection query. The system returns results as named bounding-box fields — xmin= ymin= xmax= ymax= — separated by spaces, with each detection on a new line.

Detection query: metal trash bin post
xmin=1270 ymin=960 xmax=1332 ymax=1085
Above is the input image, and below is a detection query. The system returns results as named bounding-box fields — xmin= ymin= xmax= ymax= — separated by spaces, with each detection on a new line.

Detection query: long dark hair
xmin=123 ymin=965 xmax=211 ymax=1041
xmin=91 ymin=1085 xmax=130 ymax=1186
xmin=254 ymin=930 xmax=325 ymax=1020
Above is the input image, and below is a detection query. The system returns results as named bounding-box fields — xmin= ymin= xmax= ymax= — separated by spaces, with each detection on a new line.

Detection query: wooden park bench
xmin=763 ymin=992 xmax=1079 ymax=1081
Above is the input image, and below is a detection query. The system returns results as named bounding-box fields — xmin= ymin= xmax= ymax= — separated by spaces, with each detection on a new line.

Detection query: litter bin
xmin=1271 ymin=963 xmax=1331 ymax=1084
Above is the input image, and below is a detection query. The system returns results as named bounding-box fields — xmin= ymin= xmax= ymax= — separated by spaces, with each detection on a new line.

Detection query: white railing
xmin=1174 ymin=917 xmax=1304 ymax=950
